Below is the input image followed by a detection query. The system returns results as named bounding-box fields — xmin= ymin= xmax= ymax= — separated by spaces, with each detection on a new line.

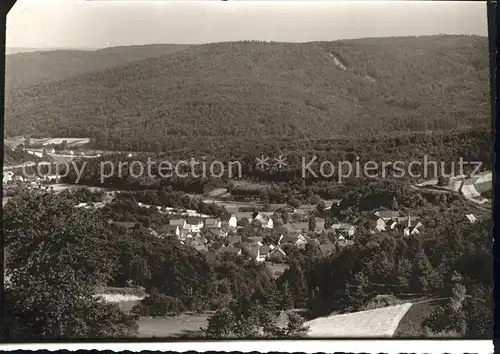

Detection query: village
xmin=3 ymin=164 xmax=488 ymax=264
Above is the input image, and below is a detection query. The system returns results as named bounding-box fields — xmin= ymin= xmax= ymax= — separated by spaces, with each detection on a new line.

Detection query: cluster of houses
xmin=3 ymin=171 xmax=62 ymax=186
xmin=147 ymin=210 xmax=357 ymax=261
xmin=465 ymin=213 xmax=478 ymax=224
xmin=369 ymin=210 xmax=423 ymax=236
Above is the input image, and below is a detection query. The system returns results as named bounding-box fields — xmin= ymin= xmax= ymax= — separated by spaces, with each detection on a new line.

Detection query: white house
xmin=222 ymin=214 xmax=238 ymax=228
xmin=375 ymin=218 xmax=387 ymax=232
xmin=279 ymin=233 xmax=307 ymax=249
xmin=403 ymin=216 xmax=423 ymax=236
xmin=3 ymin=171 xmax=14 ymax=184
xmin=149 ymin=228 xmax=160 ymax=238
xmin=253 ymin=212 xmax=274 ymax=229
xmin=268 ymin=247 xmax=287 ymax=262
xmin=466 ymin=214 xmax=477 ymax=224
xmin=331 ymin=223 xmax=357 ymax=237
xmin=387 ymin=220 xmax=398 ymax=230
xmin=187 ymin=217 xmax=204 ymax=233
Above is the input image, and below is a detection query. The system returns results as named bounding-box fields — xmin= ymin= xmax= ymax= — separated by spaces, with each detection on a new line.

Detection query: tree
xmin=204 ymin=308 xmax=235 ymax=338
xmin=279 ymin=282 xmax=295 ymax=310
xmin=308 ymin=216 xmax=316 ymax=232
xmin=437 ymin=176 xmax=450 ymax=187
xmin=462 ymin=285 xmax=492 ymax=338
xmin=285 ymin=312 xmax=309 ymax=337
xmin=2 ymin=190 xmax=138 ymax=339
xmin=289 ymin=198 xmax=301 ymax=208
xmin=350 ymin=271 xmax=369 ymax=309
xmin=390 ymin=197 xmax=399 ymax=210
xmin=422 ymin=283 xmax=467 ymax=336
xmin=410 ymin=251 xmax=439 ymax=293
xmin=132 ymin=293 xmax=185 ymax=317
xmin=203 ymin=303 xmax=309 ymax=339
xmin=281 ymin=210 xmax=290 ymax=224
xmin=287 ymin=261 xmax=308 ymax=308
xmin=60 ymin=139 xmax=69 ymax=151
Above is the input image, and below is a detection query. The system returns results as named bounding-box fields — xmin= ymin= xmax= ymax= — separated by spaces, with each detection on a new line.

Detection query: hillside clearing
xmin=304 ymin=303 xmax=413 ymax=337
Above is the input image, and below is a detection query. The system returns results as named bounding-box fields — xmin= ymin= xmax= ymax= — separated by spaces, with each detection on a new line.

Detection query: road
xmin=409 ymin=185 xmax=450 ymax=194
xmin=3 ymin=162 xmax=37 ymax=170
xmin=410 ymin=184 xmax=491 ymax=211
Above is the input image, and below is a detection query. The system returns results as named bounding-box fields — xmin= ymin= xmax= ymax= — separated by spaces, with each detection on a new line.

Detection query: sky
xmin=6 ymin=0 xmax=488 ymax=49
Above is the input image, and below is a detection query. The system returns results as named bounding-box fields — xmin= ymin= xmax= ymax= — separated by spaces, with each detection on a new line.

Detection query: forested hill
xmin=5 ymin=44 xmax=191 ymax=89
xmin=5 ymin=35 xmax=490 ymax=152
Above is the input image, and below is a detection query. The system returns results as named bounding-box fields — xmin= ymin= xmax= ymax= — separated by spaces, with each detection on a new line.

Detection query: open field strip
xmin=206 ymin=188 xmax=228 ymax=197
xmin=304 ymin=303 xmax=413 ymax=337
xmin=136 ymin=314 xmax=210 ymax=337
xmin=31 ymin=138 xmax=91 ymax=146
xmin=94 ymin=294 xmax=146 ymax=302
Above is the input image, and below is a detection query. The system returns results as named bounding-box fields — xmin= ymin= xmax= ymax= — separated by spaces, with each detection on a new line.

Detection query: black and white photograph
xmin=1 ymin=0 xmax=494 ymax=347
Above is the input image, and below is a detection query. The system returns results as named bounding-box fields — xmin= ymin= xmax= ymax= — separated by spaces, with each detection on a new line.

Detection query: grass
xmin=206 ymin=188 xmax=228 ymax=197
xmin=136 ymin=313 xmax=209 ymax=338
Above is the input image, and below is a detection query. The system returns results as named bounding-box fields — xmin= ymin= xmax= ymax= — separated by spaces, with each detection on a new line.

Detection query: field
xmin=136 ymin=314 xmax=210 ymax=338
xmin=4 ymin=136 xmax=91 ymax=147
xmin=202 ymin=197 xmax=287 ymax=212
xmin=33 ymin=137 xmax=90 ymax=146
xmin=4 ymin=137 xmax=25 ymax=148
xmin=232 ymin=181 xmax=270 ymax=190
xmin=303 ymin=303 xmax=413 ymax=337
xmin=205 ymin=188 xmax=228 ymax=197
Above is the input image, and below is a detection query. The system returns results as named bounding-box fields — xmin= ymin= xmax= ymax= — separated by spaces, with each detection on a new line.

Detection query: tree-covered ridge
xmin=5 ymin=35 xmax=490 ymax=151
xmin=5 ymin=44 xmax=191 ymax=89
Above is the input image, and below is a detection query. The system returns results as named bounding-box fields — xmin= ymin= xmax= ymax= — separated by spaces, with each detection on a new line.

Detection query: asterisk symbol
xmin=273 ymin=155 xmax=288 ymax=169
xmin=256 ymin=155 xmax=270 ymax=169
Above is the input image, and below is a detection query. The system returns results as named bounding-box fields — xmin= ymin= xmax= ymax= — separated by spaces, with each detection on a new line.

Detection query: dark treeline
xmin=57 ymin=129 xmax=492 ymax=212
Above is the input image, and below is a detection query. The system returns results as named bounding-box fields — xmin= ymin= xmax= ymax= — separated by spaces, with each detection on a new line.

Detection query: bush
xmin=360 ymin=295 xmax=403 ymax=310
